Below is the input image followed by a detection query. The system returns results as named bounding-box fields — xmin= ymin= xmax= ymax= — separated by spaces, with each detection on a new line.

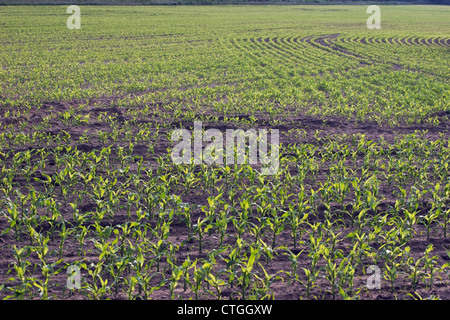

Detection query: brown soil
xmin=1 ymin=96 xmax=450 ymax=300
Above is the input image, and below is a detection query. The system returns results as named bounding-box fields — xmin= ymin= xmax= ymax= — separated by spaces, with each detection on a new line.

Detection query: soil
xmin=1 ymin=97 xmax=450 ymax=301
xmin=1 ymin=33 xmax=450 ymax=300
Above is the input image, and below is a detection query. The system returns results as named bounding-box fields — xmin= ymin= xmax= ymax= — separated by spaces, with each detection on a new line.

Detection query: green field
xmin=2 ymin=5 xmax=449 ymax=125
xmin=1 ymin=5 xmax=450 ymax=300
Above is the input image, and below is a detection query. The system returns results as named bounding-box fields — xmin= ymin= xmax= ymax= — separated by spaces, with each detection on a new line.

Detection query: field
xmin=1 ymin=5 xmax=450 ymax=300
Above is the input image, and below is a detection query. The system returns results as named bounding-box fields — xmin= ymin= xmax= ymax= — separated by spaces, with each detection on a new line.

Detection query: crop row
xmin=1 ymin=128 xmax=450 ymax=299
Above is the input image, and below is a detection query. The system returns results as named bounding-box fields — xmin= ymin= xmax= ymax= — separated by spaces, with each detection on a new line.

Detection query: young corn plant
xmin=338 ymin=261 xmax=358 ymax=300
xmin=287 ymin=203 xmax=309 ymax=249
xmin=193 ymin=217 xmax=212 ymax=254
xmin=136 ymin=264 xmax=164 ymax=300
xmin=282 ymin=249 xmax=303 ymax=284
xmin=166 ymin=255 xmax=184 ymax=299
xmin=5 ymin=245 xmax=34 ymax=300
xmin=356 ymin=208 xmax=369 ymax=235
xmin=191 ymin=260 xmax=207 ymax=300
xmin=223 ymin=239 xmax=245 ymax=289
xmin=182 ymin=172 xmax=199 ymax=196
xmin=249 ymin=216 xmax=268 ymax=244
xmin=233 ymin=198 xmax=251 ymax=239
xmin=180 ymin=202 xmax=193 ymax=241
xmin=150 ymin=239 xmax=166 ymax=272
xmin=75 ymin=225 xmax=89 ymax=257
xmin=407 ymin=254 xmax=424 ymax=292
xmin=258 ymin=239 xmax=275 ymax=265
xmin=383 ymin=261 xmax=401 ymax=294
xmin=180 ymin=256 xmax=196 ymax=293
xmin=206 ymin=272 xmax=226 ymax=299
xmin=81 ymin=262 xmax=110 ymax=300
xmin=58 ymin=222 xmax=74 ymax=259
xmin=267 ymin=208 xmax=288 ymax=249
xmin=3 ymin=199 xmax=22 ymax=241
xmin=422 ymin=244 xmax=439 ymax=290
xmin=322 ymin=246 xmax=346 ymax=300
xmin=30 ymin=230 xmax=63 ymax=300
xmin=378 ymin=242 xmax=402 ymax=291
xmin=237 ymin=246 xmax=260 ymax=300
xmin=44 ymin=202 xmax=61 ymax=243
xmin=419 ymin=207 xmax=439 ymax=241
xmin=215 ymin=204 xmax=230 ymax=247
xmin=33 ymin=257 xmax=63 ymax=300
xmin=253 ymin=263 xmax=280 ymax=300
xmin=335 ymin=180 xmax=350 ymax=213
xmin=302 ymin=234 xmax=323 ymax=299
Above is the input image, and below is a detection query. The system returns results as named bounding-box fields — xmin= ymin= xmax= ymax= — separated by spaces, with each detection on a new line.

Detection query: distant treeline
xmin=1 ymin=0 xmax=449 ymax=5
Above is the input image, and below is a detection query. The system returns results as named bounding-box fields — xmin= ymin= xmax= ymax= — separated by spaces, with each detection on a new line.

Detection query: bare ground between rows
xmin=1 ymin=103 xmax=450 ymax=300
